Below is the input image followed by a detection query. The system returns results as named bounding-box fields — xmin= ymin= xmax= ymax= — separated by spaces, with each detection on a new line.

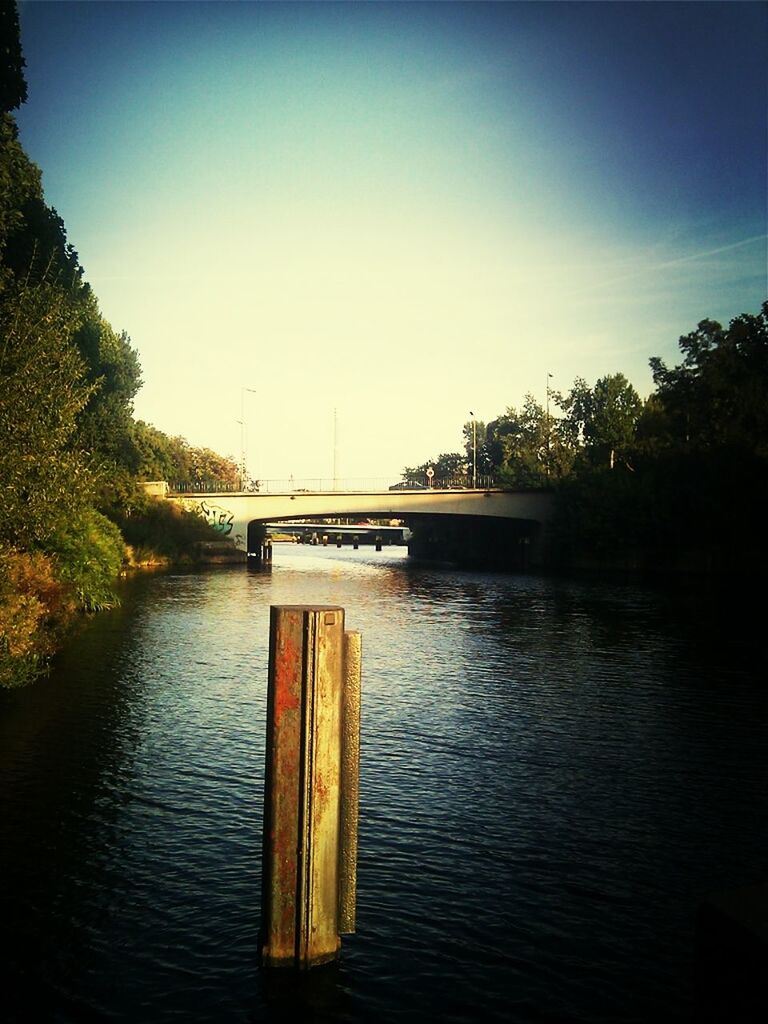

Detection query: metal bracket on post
xmin=260 ymin=606 xmax=361 ymax=969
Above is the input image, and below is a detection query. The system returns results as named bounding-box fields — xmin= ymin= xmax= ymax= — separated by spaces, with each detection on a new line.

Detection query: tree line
xmin=404 ymin=309 xmax=768 ymax=572
xmin=0 ymin=3 xmax=238 ymax=687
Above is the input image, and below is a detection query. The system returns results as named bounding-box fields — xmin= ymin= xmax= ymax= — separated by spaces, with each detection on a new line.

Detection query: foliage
xmin=0 ymin=279 xmax=96 ymax=548
xmin=132 ymin=420 xmax=239 ymax=487
xmin=0 ymin=113 xmax=41 ymax=258
xmin=112 ymin=494 xmax=225 ymax=562
xmin=48 ymin=508 xmax=125 ymax=612
xmin=649 ymin=303 xmax=768 ymax=455
xmin=486 ymin=395 xmax=559 ymax=487
xmin=462 ymin=419 xmax=494 ymax=476
xmin=0 ymin=546 xmax=73 ymax=688
xmin=555 ymin=373 xmax=643 ymax=469
xmin=74 ymin=311 xmax=143 ymax=465
xmin=402 ymin=451 xmax=468 ymax=485
xmin=0 ymin=0 xmax=27 ymax=113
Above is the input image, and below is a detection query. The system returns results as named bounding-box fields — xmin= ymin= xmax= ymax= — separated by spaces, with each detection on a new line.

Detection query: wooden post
xmin=260 ymin=606 xmax=360 ymax=969
xmin=339 ymin=630 xmax=361 ymax=933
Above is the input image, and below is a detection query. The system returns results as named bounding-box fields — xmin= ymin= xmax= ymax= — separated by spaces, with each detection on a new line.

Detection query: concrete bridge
xmin=152 ymin=484 xmax=556 ymax=568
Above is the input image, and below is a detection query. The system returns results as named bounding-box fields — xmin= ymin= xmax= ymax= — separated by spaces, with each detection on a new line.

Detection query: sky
xmin=15 ymin=0 xmax=768 ymax=484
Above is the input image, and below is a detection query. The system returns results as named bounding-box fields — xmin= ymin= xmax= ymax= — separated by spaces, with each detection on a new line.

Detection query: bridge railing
xmin=168 ymin=475 xmax=499 ymax=495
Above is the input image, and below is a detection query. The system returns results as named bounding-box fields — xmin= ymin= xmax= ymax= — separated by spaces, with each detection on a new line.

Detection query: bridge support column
xmin=260 ymin=606 xmax=361 ymax=969
xmin=247 ymin=523 xmax=273 ymax=571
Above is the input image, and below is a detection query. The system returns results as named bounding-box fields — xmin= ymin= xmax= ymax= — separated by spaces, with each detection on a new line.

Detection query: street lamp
xmin=240 ymin=386 xmax=258 ymax=487
xmin=469 ymin=410 xmax=477 ymax=489
xmin=545 ymin=373 xmax=553 ymax=482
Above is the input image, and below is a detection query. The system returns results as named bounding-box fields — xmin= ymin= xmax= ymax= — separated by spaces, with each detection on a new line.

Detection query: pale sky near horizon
xmin=15 ymin=0 xmax=768 ymax=483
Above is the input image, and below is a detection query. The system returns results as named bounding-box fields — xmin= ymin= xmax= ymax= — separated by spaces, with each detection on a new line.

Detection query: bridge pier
xmin=247 ymin=523 xmax=272 ymax=571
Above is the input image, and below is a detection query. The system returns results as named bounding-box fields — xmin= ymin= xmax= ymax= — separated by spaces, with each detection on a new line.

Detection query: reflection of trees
xmin=0 ymin=586 xmax=145 ymax=1012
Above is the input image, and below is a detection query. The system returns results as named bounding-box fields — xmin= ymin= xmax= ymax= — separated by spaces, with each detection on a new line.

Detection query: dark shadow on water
xmin=257 ymin=960 xmax=356 ymax=1024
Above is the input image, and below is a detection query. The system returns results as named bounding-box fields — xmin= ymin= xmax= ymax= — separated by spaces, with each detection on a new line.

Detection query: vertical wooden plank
xmin=338 ymin=630 xmax=361 ymax=934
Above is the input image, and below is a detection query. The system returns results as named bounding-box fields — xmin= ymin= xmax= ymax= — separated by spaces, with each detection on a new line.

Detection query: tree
xmin=485 ymin=395 xmax=553 ymax=487
xmin=132 ymin=421 xmax=239 ymax=487
xmin=0 ymin=279 xmax=95 ymax=549
xmin=0 ymin=1 xmax=27 ymax=114
xmin=462 ymin=419 xmax=494 ymax=477
xmin=649 ymin=303 xmax=768 ymax=455
xmin=74 ymin=312 xmax=143 ymax=469
xmin=556 ymin=373 xmax=642 ymax=469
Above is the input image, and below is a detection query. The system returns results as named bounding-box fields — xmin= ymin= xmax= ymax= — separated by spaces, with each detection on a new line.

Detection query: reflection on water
xmin=1 ymin=545 xmax=766 ymax=1022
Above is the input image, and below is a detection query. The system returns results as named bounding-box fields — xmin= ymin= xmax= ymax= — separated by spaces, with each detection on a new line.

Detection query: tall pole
xmin=333 ymin=407 xmax=339 ymax=490
xmin=545 ymin=373 xmax=553 ymax=483
xmin=470 ymin=410 xmax=477 ymax=488
xmin=240 ymin=386 xmax=258 ymax=489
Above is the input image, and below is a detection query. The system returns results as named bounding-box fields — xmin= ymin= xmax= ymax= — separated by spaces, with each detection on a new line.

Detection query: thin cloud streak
xmin=564 ymin=235 xmax=767 ymax=300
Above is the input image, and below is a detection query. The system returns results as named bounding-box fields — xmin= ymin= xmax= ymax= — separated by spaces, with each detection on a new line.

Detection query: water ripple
xmin=1 ymin=549 xmax=766 ymax=1022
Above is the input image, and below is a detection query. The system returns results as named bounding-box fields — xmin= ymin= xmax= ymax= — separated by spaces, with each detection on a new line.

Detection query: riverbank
xmin=0 ymin=501 xmax=244 ymax=689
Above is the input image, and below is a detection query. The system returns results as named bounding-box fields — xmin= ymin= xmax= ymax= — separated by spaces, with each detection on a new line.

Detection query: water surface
xmin=1 ymin=545 xmax=765 ymax=1022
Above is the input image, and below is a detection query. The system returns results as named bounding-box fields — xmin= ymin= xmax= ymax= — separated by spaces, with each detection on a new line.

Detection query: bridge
xmin=149 ymin=481 xmax=556 ymax=568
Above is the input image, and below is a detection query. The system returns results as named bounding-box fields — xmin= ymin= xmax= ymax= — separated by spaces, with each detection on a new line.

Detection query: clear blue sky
xmin=16 ymin=1 xmax=768 ymax=482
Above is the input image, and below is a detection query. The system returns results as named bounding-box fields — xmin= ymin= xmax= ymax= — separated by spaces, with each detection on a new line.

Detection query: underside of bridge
xmin=405 ymin=513 xmax=541 ymax=570
xmin=247 ymin=512 xmax=543 ymax=571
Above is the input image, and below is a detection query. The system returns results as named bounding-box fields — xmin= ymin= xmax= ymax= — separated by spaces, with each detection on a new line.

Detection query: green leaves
xmin=649 ymin=303 xmax=768 ymax=454
xmin=0 ymin=279 xmax=96 ymax=548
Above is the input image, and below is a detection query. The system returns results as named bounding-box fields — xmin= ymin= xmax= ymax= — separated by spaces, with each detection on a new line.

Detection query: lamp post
xmin=469 ymin=410 xmax=477 ymax=489
xmin=545 ymin=373 xmax=553 ymax=483
xmin=240 ymin=386 xmax=258 ymax=488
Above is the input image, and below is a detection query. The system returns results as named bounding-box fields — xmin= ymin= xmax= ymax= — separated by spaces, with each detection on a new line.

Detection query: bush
xmin=0 ymin=546 xmax=74 ymax=687
xmin=47 ymin=507 xmax=125 ymax=612
xmin=112 ymin=495 xmax=221 ymax=561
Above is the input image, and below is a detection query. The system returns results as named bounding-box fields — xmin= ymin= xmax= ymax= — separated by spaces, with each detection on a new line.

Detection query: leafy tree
xmin=462 ymin=419 xmax=494 ymax=477
xmin=132 ymin=420 xmax=239 ymax=487
xmin=0 ymin=0 xmax=27 ymax=113
xmin=3 ymin=193 xmax=87 ymax=291
xmin=0 ymin=279 xmax=95 ymax=549
xmin=48 ymin=507 xmax=125 ymax=612
xmin=402 ymin=452 xmax=468 ymax=485
xmin=0 ymin=114 xmax=42 ymax=268
xmin=74 ymin=311 xmax=143 ymax=483
xmin=556 ymin=373 xmax=642 ymax=469
xmin=486 ymin=395 xmax=559 ymax=487
xmin=648 ymin=303 xmax=768 ymax=455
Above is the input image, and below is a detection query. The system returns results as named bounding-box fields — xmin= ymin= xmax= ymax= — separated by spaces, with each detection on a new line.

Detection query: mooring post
xmin=260 ymin=606 xmax=361 ymax=969
xmin=338 ymin=629 xmax=361 ymax=933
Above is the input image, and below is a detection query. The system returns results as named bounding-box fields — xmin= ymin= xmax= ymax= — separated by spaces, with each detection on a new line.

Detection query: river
xmin=1 ymin=544 xmax=765 ymax=1022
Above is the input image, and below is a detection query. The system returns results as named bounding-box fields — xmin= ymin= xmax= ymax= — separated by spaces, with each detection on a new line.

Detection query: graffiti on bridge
xmin=188 ymin=499 xmax=235 ymax=536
